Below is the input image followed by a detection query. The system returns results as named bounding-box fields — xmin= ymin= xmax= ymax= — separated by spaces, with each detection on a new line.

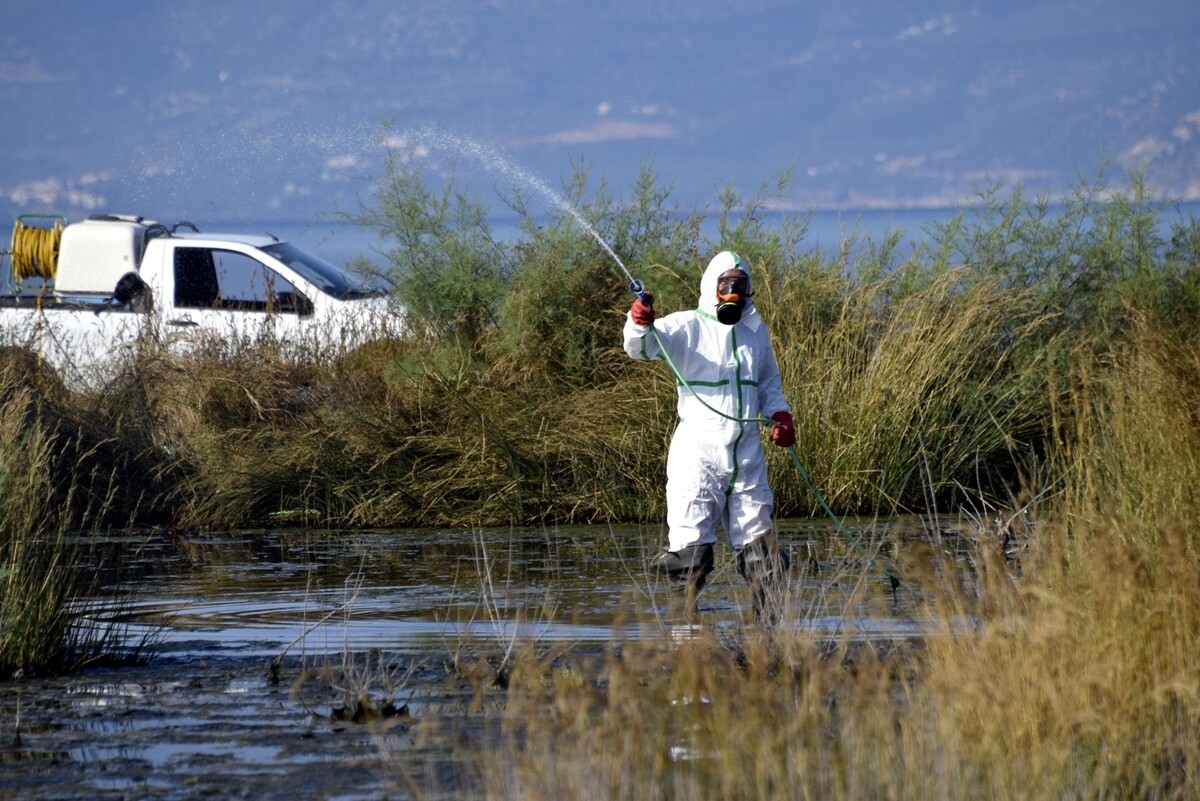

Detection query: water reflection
xmin=79 ymin=517 xmax=943 ymax=661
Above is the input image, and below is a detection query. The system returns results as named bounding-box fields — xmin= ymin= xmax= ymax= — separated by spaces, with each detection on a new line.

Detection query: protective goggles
xmin=716 ymin=274 xmax=749 ymax=299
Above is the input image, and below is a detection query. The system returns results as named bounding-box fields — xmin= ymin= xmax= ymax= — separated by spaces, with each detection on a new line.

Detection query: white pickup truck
xmin=0 ymin=213 xmax=395 ymax=386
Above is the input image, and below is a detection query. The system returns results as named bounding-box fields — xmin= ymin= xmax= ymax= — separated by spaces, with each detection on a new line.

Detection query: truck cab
xmin=139 ymin=230 xmax=387 ymax=345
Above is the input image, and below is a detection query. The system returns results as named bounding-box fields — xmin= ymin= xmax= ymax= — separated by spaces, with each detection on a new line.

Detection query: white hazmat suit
xmin=623 ymin=251 xmax=791 ymax=554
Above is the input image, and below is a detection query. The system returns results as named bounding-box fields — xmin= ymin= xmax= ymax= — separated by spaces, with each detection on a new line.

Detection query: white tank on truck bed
xmin=53 ymin=215 xmax=162 ymax=296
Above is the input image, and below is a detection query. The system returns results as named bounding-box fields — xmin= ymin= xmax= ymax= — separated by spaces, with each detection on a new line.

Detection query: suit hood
xmin=698 ymin=250 xmax=761 ymax=330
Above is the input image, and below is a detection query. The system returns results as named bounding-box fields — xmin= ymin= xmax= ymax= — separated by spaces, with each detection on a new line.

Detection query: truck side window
xmin=174 ymin=248 xmax=220 ymax=308
xmin=176 ymin=247 xmax=313 ymax=315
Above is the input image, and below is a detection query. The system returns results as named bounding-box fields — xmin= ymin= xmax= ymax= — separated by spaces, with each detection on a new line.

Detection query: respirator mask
xmin=715 ymin=272 xmax=750 ymax=325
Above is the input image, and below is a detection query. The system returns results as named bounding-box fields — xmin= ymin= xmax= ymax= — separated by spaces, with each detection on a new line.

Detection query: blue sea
xmin=6 ymin=203 xmax=1196 ymax=298
xmin=214 ymin=207 xmax=960 ymax=269
xmin=221 ymin=201 xmax=1200 ymax=272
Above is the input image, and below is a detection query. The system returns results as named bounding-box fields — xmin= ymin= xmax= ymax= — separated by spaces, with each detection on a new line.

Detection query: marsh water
xmin=0 ymin=518 xmax=953 ymax=800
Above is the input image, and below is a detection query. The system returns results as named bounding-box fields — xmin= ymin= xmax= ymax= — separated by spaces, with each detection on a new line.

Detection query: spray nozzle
xmin=629 ymin=278 xmax=651 ymax=305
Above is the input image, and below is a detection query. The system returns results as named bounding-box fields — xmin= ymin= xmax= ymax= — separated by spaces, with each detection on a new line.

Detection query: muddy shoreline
xmin=1 ymin=650 xmax=469 ymax=800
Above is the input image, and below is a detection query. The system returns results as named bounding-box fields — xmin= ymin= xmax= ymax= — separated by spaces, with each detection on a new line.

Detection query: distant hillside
xmin=1 ymin=1 xmax=1197 ymax=223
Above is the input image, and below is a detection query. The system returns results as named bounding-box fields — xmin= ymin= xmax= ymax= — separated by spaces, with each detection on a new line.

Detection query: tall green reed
xmin=0 ymin=355 xmax=145 ymax=675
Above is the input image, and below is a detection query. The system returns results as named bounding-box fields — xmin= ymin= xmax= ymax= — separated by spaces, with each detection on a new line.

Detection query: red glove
xmin=630 ymin=293 xmax=655 ymax=326
xmin=769 ymin=411 xmax=795 ymax=448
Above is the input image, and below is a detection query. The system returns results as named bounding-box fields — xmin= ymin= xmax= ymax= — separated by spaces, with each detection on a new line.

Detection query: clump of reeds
xmin=898 ymin=316 xmax=1200 ymax=799
xmin=761 ymin=258 xmax=1052 ymax=515
xmin=0 ymin=357 xmax=145 ymax=675
xmin=109 ymin=294 xmax=678 ymax=528
xmin=0 ymin=379 xmax=72 ymax=674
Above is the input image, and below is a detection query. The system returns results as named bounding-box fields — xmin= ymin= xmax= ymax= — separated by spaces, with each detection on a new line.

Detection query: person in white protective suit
xmin=623 ymin=250 xmax=796 ymax=622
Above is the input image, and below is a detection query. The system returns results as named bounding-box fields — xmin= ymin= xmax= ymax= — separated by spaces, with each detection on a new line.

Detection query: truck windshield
xmin=262 ymin=242 xmax=386 ymax=299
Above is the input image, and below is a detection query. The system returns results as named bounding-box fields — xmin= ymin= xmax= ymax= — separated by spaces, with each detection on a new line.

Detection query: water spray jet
xmin=390 ymin=125 xmax=647 ymax=299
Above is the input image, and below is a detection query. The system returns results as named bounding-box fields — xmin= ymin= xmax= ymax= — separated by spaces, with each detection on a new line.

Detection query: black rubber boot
xmin=650 ymin=543 xmax=715 ymax=619
xmin=735 ymin=534 xmax=791 ymax=626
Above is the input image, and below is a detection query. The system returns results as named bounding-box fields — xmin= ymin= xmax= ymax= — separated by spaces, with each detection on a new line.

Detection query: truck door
xmin=166 ymin=246 xmax=315 ymax=347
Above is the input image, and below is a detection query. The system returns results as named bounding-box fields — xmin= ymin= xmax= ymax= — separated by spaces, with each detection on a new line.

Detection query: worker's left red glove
xmin=769 ymin=411 xmax=795 ymax=448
